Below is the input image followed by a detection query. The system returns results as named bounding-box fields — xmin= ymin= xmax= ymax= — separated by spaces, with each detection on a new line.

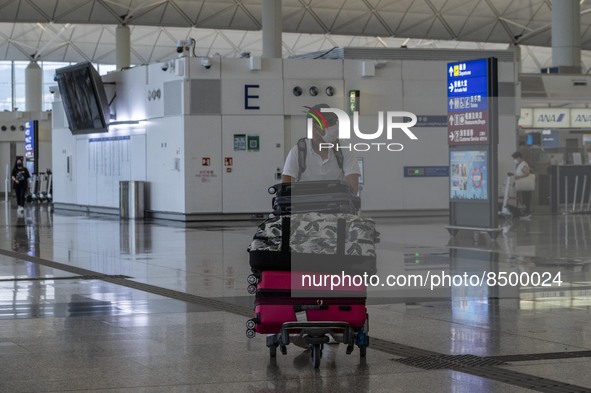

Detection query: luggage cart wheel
xmin=246 ymin=319 xmax=256 ymax=330
xmin=247 ymin=274 xmax=258 ymax=285
xmin=247 ymin=284 xmax=257 ymax=294
xmin=280 ymin=345 xmax=287 ymax=355
xmin=311 ymin=344 xmax=322 ymax=368
xmin=246 ymin=329 xmax=256 ymax=338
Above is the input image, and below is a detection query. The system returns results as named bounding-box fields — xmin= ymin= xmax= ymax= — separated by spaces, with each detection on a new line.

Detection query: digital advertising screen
xmin=450 ymin=150 xmax=488 ymax=201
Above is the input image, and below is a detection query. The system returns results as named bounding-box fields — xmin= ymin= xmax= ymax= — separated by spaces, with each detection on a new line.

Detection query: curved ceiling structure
xmin=1 ymin=0 xmax=591 ymax=73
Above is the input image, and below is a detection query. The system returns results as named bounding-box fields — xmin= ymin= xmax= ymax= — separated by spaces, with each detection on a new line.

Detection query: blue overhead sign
xmin=447 ymin=58 xmax=491 ymax=145
xmin=448 ymin=58 xmax=488 ymax=79
xmin=447 ymin=58 xmax=489 ymax=112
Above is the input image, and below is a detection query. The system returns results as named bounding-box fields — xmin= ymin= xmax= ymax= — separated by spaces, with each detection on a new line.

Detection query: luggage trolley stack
xmin=246 ymin=181 xmax=378 ymax=368
xmin=27 ymin=170 xmax=53 ymax=204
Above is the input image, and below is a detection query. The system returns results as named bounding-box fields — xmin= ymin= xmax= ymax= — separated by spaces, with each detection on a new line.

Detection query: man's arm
xmin=281 ymin=175 xmax=294 ymax=183
xmin=344 ymin=173 xmax=359 ymax=195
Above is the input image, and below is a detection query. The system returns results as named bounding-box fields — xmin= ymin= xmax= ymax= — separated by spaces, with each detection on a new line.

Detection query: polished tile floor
xmin=0 ymin=202 xmax=590 ymax=392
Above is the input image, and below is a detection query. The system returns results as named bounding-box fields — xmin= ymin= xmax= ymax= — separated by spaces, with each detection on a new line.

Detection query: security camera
xmin=176 ymin=38 xmax=196 ymax=57
xmin=201 ymin=57 xmax=212 ymax=69
xmin=161 ymin=63 xmax=169 ymax=72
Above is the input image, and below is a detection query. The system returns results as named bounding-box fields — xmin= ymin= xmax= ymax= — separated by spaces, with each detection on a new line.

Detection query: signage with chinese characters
xmin=24 ymin=121 xmax=34 ymax=160
xmin=446 ymin=57 xmax=498 ymax=232
xmin=195 ymin=170 xmax=217 ymax=183
xmin=447 ymin=58 xmax=490 ymax=145
xmin=411 ymin=115 xmax=448 ymax=128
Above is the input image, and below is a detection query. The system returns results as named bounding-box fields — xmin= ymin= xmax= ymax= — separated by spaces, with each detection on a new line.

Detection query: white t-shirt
xmin=515 ymin=161 xmax=529 ymax=177
xmin=282 ymin=139 xmax=360 ymax=181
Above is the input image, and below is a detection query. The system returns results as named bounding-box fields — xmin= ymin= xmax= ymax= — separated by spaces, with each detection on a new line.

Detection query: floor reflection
xmin=0 ymin=206 xmax=589 ymax=391
xmin=249 ymin=355 xmax=370 ymax=393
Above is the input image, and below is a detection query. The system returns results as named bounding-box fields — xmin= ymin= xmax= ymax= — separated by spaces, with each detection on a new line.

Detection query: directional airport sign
xmin=24 ymin=121 xmax=34 ymax=159
xmin=447 ymin=58 xmax=490 ymax=145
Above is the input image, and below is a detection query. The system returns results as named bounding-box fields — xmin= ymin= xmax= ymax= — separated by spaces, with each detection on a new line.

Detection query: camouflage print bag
xmin=249 ymin=212 xmax=379 ymax=257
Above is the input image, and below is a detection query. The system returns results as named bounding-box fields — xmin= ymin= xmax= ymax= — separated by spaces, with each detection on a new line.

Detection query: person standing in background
xmin=510 ymin=151 xmax=533 ymax=219
xmin=11 ymin=158 xmax=30 ymax=213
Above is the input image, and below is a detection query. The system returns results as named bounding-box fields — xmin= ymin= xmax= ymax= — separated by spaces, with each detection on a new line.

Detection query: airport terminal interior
xmin=1 ymin=0 xmax=591 ymax=392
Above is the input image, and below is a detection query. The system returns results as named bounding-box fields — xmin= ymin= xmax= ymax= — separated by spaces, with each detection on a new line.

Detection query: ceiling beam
xmin=424 ymin=0 xmax=457 ymax=39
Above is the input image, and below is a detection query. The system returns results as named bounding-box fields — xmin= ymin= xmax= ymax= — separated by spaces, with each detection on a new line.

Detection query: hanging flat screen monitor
xmin=54 ymin=62 xmax=110 ymax=135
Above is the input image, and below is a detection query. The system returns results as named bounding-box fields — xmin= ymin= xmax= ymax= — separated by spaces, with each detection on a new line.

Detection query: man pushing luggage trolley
xmin=246 ymin=105 xmax=378 ymax=369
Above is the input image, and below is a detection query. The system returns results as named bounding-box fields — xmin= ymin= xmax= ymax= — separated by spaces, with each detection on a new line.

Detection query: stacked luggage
xmin=246 ymin=181 xmax=379 ymax=368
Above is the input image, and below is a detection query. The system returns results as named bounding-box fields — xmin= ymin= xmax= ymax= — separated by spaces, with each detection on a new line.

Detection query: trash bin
xmin=120 ymin=181 xmax=145 ymax=219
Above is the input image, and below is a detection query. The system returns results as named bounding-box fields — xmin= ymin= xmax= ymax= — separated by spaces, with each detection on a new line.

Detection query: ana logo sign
xmin=537 ymin=113 xmax=566 ymax=123
xmin=306 ymin=107 xmax=418 ymax=152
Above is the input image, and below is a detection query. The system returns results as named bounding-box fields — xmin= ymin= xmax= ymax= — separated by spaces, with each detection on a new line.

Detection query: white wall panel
xmin=221 ymin=79 xmax=284 ymax=115
xmin=52 ymin=127 xmax=77 ymax=205
xmin=131 ymin=134 xmax=146 ymax=181
xmin=76 ymin=138 xmax=89 ymax=205
xmin=283 ymin=79 xmax=344 ymax=116
xmin=106 ymin=67 xmax=148 ymax=122
xmin=0 ymin=143 xmax=10 ymax=194
xmin=221 ymin=115 xmax=284 ymax=213
xmin=344 ymin=60 xmax=404 ymax=114
xmin=283 ymin=59 xmax=343 ymax=79
xmin=221 ymin=58 xmax=283 ymax=79
xmin=146 ymin=116 xmax=185 ymax=212
xmin=184 ymin=116 xmax=222 ymax=213
xmin=401 ymin=129 xmax=448 ymax=210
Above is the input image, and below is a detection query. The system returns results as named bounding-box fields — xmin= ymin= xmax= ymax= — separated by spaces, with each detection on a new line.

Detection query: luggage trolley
xmin=499 ymin=174 xmax=521 ymax=219
xmin=246 ymin=181 xmax=377 ymax=368
xmin=45 ymin=169 xmax=53 ymax=202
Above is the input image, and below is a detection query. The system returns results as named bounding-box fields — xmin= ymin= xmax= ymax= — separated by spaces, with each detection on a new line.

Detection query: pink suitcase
xmin=253 ymin=271 xmax=367 ymax=334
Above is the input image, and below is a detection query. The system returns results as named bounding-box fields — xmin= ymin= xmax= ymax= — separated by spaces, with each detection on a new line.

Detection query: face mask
xmin=513 ymin=160 xmax=519 ymax=164
xmin=321 ymin=124 xmax=339 ymax=143
xmin=17 ymin=163 xmax=22 ymax=168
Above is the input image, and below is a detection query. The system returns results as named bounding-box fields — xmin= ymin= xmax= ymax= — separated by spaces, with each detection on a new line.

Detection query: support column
xmin=552 ymin=0 xmax=581 ymax=72
xmin=116 ymin=24 xmax=131 ymax=70
xmin=509 ymin=44 xmax=521 ymax=74
xmin=25 ymin=61 xmax=42 ymax=113
xmin=262 ymin=0 xmax=282 ymax=58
